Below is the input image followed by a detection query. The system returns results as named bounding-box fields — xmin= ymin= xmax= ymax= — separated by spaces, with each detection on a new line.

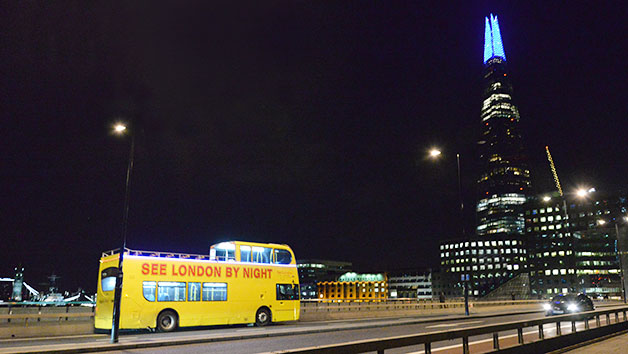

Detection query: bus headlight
xmin=567 ymin=303 xmax=579 ymax=312
xmin=543 ymin=303 xmax=551 ymax=311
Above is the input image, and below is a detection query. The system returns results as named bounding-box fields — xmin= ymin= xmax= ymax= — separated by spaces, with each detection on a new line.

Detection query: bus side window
xmin=188 ymin=282 xmax=201 ymax=301
xmin=240 ymin=245 xmax=251 ymax=262
xmin=252 ymin=247 xmax=272 ymax=264
xmin=274 ymin=249 xmax=292 ymax=264
xmin=202 ymin=283 xmax=227 ymax=301
xmin=143 ymin=281 xmax=156 ymax=302
xmin=212 ymin=243 xmax=236 ymax=261
xmin=158 ymin=282 xmax=186 ymax=302
xmin=276 ymin=283 xmax=299 ymax=300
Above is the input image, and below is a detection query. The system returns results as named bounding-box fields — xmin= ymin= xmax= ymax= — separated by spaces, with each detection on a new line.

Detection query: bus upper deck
xmin=102 ymin=240 xmax=295 ymax=265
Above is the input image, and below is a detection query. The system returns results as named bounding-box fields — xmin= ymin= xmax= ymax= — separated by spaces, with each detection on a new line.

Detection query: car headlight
xmin=543 ymin=303 xmax=551 ymax=310
xmin=567 ymin=303 xmax=579 ymax=312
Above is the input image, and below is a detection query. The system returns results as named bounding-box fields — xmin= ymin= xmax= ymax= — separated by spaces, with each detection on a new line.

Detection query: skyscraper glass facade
xmin=527 ymin=192 xmax=628 ymax=298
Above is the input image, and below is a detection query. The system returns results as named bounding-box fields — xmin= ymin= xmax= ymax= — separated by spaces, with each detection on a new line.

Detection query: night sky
xmin=2 ymin=2 xmax=626 ymax=293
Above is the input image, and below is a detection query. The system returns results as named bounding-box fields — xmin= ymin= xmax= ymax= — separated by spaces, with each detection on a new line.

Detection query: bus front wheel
xmin=255 ymin=307 xmax=271 ymax=327
xmin=157 ymin=310 xmax=178 ymax=332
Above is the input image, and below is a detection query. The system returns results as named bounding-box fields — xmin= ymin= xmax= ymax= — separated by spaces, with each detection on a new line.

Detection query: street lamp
xmin=615 ymin=219 xmax=627 ymax=304
xmin=576 ymin=187 xmax=596 ymax=198
xmin=428 ymin=149 xmax=465 ymax=238
xmin=573 ymin=187 xmax=595 ymax=295
xmin=429 ymin=148 xmax=468 ymax=316
xmin=113 ymin=123 xmax=127 ymax=133
xmin=429 ymin=149 xmax=442 ymax=158
xmin=600 ymin=217 xmax=628 ymax=303
xmin=576 ymin=189 xmax=588 ymax=198
xmin=111 ymin=122 xmax=135 ymax=343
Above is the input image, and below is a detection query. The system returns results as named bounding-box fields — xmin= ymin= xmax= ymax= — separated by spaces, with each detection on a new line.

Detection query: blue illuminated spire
xmin=483 ymin=14 xmax=507 ymax=64
xmin=484 ymin=17 xmax=493 ymax=63
xmin=490 ymin=14 xmax=506 ymax=61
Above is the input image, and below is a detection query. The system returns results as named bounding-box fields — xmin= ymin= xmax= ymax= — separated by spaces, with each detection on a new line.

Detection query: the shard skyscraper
xmin=476 ymin=14 xmax=531 ymax=239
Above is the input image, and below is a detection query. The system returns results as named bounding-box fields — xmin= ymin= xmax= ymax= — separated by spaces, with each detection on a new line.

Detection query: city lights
xmin=543 ymin=196 xmax=551 ymax=202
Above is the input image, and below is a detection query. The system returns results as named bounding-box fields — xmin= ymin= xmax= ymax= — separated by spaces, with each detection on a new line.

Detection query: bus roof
xmin=102 ymin=241 xmax=293 ymax=260
xmin=210 ymin=240 xmax=291 ymax=249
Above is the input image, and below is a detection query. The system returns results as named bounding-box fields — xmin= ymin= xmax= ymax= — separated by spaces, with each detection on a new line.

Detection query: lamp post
xmin=429 ymin=148 xmax=468 ymax=316
xmin=575 ymin=188 xmax=595 ymax=295
xmin=111 ymin=123 xmax=135 ymax=343
xmin=614 ymin=221 xmax=627 ymax=304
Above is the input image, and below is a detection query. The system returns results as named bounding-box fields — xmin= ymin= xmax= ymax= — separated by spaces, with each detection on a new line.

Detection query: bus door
xmin=95 ymin=266 xmax=118 ymax=329
xmin=274 ymin=283 xmax=299 ymax=321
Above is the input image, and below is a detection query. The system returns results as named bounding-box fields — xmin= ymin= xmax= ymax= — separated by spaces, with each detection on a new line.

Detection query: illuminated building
xmin=387 ymin=268 xmax=432 ymax=299
xmin=439 ymin=237 xmax=527 ymax=297
xmin=297 ymin=259 xmax=352 ymax=299
xmin=525 ymin=193 xmax=576 ymax=297
xmin=527 ymin=191 xmax=628 ymax=298
xmin=477 ymin=14 xmax=531 ymax=237
xmin=317 ymin=272 xmax=388 ymax=301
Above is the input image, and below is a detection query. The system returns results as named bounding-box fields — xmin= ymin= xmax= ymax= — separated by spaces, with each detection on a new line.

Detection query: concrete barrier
xmin=0 ymin=321 xmax=94 ymax=339
xmin=0 ymin=306 xmax=94 ymax=339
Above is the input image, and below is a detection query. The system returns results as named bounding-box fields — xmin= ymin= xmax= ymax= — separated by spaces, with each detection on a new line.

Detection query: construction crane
xmin=545 ymin=145 xmax=571 ymax=226
xmin=545 ymin=145 xmax=563 ymax=196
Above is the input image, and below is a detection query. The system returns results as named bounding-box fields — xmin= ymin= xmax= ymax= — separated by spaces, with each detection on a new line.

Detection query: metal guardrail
xmin=272 ymin=306 xmax=628 ymax=354
xmin=102 ymin=247 xmax=212 ymax=260
xmin=0 ymin=301 xmax=95 ymax=307
xmin=300 ymin=299 xmax=547 ymax=313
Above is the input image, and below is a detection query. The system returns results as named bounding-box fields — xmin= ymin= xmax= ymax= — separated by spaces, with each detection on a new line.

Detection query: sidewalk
xmin=563 ymin=332 xmax=628 ymax=353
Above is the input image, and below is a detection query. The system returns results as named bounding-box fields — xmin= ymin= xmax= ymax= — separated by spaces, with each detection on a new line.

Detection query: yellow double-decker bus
xmin=95 ymin=241 xmax=299 ymax=332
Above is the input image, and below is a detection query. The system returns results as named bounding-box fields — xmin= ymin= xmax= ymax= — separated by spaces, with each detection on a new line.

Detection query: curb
xmin=548 ymin=328 xmax=628 ymax=354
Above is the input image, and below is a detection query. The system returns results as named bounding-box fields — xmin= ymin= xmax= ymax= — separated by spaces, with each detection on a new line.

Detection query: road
xmin=0 ymin=307 xmax=622 ymax=353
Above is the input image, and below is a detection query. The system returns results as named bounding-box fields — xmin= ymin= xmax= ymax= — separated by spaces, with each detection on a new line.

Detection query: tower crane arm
xmin=545 ymin=146 xmax=563 ymax=197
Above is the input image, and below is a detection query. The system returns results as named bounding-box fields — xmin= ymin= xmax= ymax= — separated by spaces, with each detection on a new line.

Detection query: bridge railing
xmin=272 ymin=305 xmax=628 ymax=354
xmin=300 ymin=298 xmax=617 ymax=311
xmin=300 ymin=299 xmax=547 ymax=313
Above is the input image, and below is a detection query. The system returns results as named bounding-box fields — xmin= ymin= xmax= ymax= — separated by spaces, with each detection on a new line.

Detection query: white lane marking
xmin=425 ymin=320 xmax=484 ymax=328
xmin=407 ymin=318 xmax=610 ymax=354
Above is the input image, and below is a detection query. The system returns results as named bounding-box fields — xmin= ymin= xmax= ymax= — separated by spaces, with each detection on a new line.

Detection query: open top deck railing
xmin=101 ymin=247 xmax=212 ymax=260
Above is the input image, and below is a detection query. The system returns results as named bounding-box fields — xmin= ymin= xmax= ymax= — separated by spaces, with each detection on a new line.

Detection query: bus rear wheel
xmin=157 ymin=310 xmax=178 ymax=332
xmin=255 ymin=307 xmax=271 ymax=327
